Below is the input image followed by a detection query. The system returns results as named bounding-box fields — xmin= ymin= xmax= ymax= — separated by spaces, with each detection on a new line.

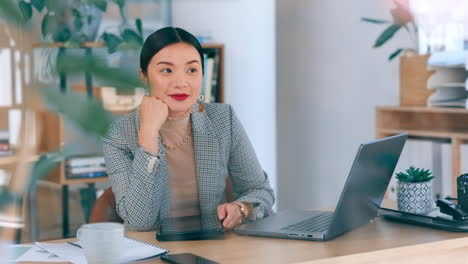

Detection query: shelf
xmin=0 ymin=155 xmax=40 ymax=167
xmin=377 ymin=105 xmax=468 ymax=114
xmin=32 ymin=42 xmax=105 ymax=49
xmin=62 ymin=177 xmax=109 ymax=185
xmin=379 ymin=129 xmax=468 ymax=140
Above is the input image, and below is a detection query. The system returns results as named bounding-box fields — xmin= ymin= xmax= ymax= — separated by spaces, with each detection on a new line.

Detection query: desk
xmin=19 ymin=217 xmax=467 ymax=264
xmin=306 ymin=235 xmax=468 ymax=264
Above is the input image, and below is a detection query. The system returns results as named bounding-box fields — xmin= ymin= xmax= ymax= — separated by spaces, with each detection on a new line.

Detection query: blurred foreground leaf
xmin=43 ymin=89 xmax=113 ymax=137
xmin=30 ymin=0 xmax=45 ymax=12
xmin=56 ymin=54 xmax=142 ymax=93
xmin=18 ymin=1 xmax=32 ymax=21
xmin=0 ymin=0 xmax=27 ymax=27
xmin=26 ymin=146 xmax=75 ymax=192
xmin=0 ymin=188 xmax=20 ymax=212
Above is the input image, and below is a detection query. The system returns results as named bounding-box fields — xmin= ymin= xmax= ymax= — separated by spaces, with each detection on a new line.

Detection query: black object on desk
xmin=156 ymin=214 xmax=224 ymax=241
xmin=457 ymin=174 xmax=468 ymax=213
xmin=379 ymin=206 xmax=468 ymax=232
xmin=161 ymin=253 xmax=219 ymax=264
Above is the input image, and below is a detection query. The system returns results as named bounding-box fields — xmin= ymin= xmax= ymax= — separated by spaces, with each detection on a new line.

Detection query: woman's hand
xmin=138 ymin=96 xmax=169 ymax=154
xmin=217 ymin=203 xmax=250 ymax=230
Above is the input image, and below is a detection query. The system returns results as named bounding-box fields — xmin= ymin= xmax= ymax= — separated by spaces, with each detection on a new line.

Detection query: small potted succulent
xmin=396 ymin=166 xmax=434 ymax=214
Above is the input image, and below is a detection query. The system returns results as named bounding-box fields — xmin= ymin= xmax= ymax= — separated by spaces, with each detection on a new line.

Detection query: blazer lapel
xmin=191 ymin=104 xmax=225 ymax=215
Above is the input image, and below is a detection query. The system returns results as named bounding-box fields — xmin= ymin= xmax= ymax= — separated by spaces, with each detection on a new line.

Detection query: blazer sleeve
xmin=227 ymin=105 xmax=275 ymax=221
xmin=101 ymin=120 xmax=165 ymax=231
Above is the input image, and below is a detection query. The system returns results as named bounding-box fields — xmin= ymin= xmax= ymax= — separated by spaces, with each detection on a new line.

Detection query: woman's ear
xmin=139 ymin=69 xmax=147 ymax=84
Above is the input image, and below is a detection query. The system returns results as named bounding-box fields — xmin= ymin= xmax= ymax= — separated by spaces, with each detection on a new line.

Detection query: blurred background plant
xmin=361 ymin=0 xmax=417 ymax=60
xmin=16 ymin=0 xmax=144 ymax=51
xmin=0 ymin=0 xmax=142 ymax=251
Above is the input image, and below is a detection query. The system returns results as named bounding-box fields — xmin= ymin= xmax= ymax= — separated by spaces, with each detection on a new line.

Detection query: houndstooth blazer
xmin=101 ymin=103 xmax=275 ymax=231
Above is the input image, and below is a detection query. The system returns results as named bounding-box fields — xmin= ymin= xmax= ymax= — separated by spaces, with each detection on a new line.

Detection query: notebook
xmin=36 ymin=236 xmax=168 ymax=264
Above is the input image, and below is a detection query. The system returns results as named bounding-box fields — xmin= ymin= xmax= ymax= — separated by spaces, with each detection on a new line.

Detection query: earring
xmin=198 ymin=95 xmax=204 ymax=112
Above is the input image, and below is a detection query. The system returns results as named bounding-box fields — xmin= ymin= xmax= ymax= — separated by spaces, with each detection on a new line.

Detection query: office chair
xmin=88 ymin=187 xmax=123 ymax=223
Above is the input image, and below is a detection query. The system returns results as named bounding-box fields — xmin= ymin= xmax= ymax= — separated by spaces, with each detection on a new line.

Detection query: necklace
xmin=161 ymin=124 xmax=192 ymax=150
xmin=167 ymin=109 xmax=192 ymax=121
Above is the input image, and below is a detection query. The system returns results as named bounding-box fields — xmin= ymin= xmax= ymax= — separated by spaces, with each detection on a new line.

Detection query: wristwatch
xmin=231 ymin=202 xmax=248 ymax=219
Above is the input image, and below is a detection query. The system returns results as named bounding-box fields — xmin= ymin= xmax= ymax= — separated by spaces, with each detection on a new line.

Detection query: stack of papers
xmin=8 ymin=237 xmax=168 ymax=263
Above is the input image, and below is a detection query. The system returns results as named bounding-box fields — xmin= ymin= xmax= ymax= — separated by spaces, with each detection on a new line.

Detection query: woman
xmin=101 ymin=27 xmax=274 ymax=232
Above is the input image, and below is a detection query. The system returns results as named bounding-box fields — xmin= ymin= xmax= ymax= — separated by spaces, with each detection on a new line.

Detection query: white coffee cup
xmin=77 ymin=222 xmax=124 ymax=264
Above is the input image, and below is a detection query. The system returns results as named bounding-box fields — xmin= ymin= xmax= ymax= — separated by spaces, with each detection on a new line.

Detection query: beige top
xmin=160 ymin=115 xmax=201 ymax=218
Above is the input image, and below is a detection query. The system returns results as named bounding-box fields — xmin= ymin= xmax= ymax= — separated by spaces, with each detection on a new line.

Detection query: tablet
xmin=156 ymin=214 xmax=225 ymax=241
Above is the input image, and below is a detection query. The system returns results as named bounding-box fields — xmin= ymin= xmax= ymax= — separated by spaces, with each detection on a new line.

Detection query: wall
xmin=173 ymin=0 xmax=278 ymax=199
xmin=276 ymin=0 xmax=414 ymax=209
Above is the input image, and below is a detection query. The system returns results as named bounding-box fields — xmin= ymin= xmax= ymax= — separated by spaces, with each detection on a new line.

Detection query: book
xmin=66 ymin=165 xmax=106 ymax=174
xmin=66 ymin=156 xmax=105 ymax=167
xmin=204 ymin=58 xmax=215 ymax=103
xmin=35 ymin=236 xmax=168 ymax=264
xmin=210 ymin=49 xmax=220 ymax=103
xmin=66 ymin=171 xmax=107 ymax=179
xmin=201 ymin=53 xmax=208 ymax=99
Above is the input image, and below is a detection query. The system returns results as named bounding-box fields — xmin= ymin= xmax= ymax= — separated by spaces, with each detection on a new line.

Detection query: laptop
xmin=234 ymin=133 xmax=408 ymax=241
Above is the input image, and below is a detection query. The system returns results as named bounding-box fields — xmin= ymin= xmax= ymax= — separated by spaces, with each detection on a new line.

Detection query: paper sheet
xmin=9 ymin=245 xmax=66 ymax=262
xmin=36 ymin=242 xmax=86 ymax=264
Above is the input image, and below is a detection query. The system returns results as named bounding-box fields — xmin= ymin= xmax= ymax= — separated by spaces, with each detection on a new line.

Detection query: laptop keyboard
xmin=281 ymin=212 xmax=334 ymax=233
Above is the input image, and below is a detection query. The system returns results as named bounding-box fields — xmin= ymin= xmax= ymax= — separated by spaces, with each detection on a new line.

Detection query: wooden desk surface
xmin=18 ymin=217 xmax=467 ymax=264
xmin=305 ymin=235 xmax=468 ymax=264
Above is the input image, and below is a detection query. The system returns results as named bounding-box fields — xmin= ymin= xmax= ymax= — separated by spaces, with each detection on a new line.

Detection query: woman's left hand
xmin=217 ymin=203 xmax=244 ymax=230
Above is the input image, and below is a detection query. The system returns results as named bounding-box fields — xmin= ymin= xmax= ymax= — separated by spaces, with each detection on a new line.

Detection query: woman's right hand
xmin=138 ymin=96 xmax=169 ymax=154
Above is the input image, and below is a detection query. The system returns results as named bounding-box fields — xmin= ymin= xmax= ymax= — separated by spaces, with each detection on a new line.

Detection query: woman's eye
xmin=187 ymin=68 xmax=198 ymax=73
xmin=161 ymin=68 xmax=172 ymax=73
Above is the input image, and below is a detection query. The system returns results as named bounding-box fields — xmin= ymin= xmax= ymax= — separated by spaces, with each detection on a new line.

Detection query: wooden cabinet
xmin=376 ymin=106 xmax=468 ymax=195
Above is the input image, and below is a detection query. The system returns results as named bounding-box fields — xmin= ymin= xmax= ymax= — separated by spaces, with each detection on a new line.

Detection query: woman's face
xmin=141 ymin=42 xmax=203 ymax=115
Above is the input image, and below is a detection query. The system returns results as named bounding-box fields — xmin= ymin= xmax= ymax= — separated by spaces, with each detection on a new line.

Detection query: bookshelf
xmin=31 ymin=42 xmax=225 ymax=237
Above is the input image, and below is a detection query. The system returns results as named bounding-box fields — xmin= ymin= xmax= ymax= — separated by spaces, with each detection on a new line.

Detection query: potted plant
xmin=396 ymin=166 xmax=435 ymax=214
xmin=362 ymin=0 xmax=434 ymax=106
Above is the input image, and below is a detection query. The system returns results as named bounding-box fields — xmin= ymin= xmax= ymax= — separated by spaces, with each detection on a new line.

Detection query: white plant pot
xmin=397 ymin=180 xmax=433 ymax=214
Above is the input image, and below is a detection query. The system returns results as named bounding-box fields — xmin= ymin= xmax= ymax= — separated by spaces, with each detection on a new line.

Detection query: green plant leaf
xmin=103 ymin=32 xmax=122 ymax=53
xmin=91 ymin=0 xmax=107 ymax=12
xmin=136 ymin=18 xmax=142 ymax=37
xmin=361 ymin=17 xmax=390 ymax=24
xmin=31 ymin=0 xmax=45 ymax=12
xmin=74 ymin=18 xmax=83 ymax=32
xmin=72 ymin=8 xmax=81 ymax=18
xmin=0 ymin=0 xmax=27 ymax=27
xmin=373 ymin=24 xmax=402 ymax=48
xmin=55 ymin=26 xmax=71 ymax=42
xmin=389 ymin=48 xmax=404 ymax=61
xmin=121 ymin=29 xmax=143 ymax=44
xmin=43 ymin=89 xmax=113 ymax=137
xmin=113 ymin=0 xmax=126 ymax=9
xmin=19 ymin=1 xmax=33 ymax=21
xmin=41 ymin=12 xmax=50 ymax=38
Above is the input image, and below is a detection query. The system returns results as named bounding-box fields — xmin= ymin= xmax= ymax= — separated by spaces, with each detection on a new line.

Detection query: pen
xmin=67 ymin=242 xmax=82 ymax=248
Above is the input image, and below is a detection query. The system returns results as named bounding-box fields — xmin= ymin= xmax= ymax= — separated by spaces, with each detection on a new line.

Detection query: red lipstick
xmin=170 ymin=94 xmax=189 ymax=101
